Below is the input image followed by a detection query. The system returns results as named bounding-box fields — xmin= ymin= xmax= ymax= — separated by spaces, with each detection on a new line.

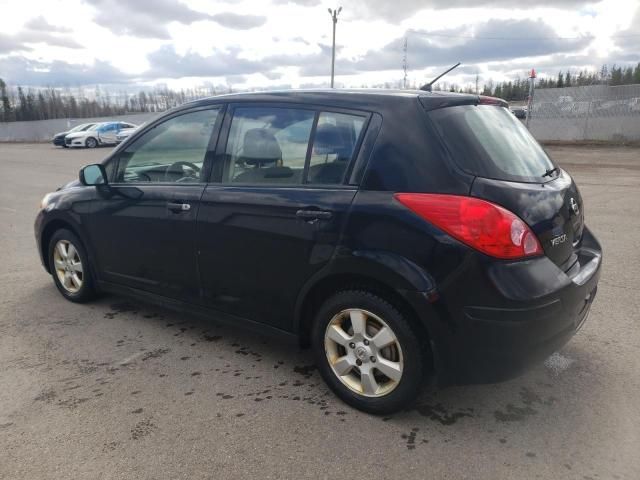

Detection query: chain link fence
xmin=527 ymin=84 xmax=640 ymax=142
xmin=2 ymin=85 xmax=640 ymax=143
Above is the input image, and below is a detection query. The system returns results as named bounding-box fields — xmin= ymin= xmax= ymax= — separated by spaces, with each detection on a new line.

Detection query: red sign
xmin=529 ymin=68 xmax=537 ymax=78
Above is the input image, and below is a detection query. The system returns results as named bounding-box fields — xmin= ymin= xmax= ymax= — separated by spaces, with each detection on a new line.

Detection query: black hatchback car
xmin=35 ymin=90 xmax=602 ymax=413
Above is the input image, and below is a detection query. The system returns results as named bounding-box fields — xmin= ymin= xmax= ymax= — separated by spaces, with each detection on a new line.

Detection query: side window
xmin=307 ymin=112 xmax=366 ymax=185
xmin=223 ymin=107 xmax=314 ymax=185
xmin=114 ymin=108 xmax=219 ymax=184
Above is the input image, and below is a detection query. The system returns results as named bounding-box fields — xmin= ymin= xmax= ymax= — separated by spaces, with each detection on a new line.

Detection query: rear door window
xmin=221 ymin=106 xmax=368 ymax=186
xmin=428 ymin=105 xmax=556 ymax=183
xmin=223 ymin=107 xmax=314 ymax=185
xmin=307 ymin=112 xmax=366 ymax=185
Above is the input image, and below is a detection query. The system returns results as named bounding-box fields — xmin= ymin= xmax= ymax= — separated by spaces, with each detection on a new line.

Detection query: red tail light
xmin=394 ymin=193 xmax=543 ymax=259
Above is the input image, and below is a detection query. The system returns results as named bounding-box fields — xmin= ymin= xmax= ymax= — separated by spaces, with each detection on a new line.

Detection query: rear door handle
xmin=296 ymin=209 xmax=333 ymax=220
xmin=167 ymin=202 xmax=191 ymax=213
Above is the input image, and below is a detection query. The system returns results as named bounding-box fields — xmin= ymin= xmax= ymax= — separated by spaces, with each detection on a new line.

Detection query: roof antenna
xmin=420 ymin=62 xmax=461 ymax=92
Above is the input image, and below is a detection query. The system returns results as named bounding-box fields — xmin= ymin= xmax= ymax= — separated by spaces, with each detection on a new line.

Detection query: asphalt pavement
xmin=1 ymin=143 xmax=639 ymax=479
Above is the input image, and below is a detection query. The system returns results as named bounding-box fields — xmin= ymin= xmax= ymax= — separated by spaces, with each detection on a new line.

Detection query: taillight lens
xmin=394 ymin=193 xmax=543 ymax=259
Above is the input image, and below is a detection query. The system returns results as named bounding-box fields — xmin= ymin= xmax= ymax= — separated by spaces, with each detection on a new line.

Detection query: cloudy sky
xmin=0 ymin=0 xmax=638 ymax=91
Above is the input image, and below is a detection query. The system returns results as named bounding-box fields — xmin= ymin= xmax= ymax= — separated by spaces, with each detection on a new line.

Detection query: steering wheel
xmin=165 ymin=161 xmax=201 ymax=182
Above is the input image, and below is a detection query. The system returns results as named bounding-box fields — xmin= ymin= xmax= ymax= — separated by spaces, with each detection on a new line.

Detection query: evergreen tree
xmin=0 ymin=78 xmax=12 ymax=122
xmin=610 ymin=65 xmax=623 ymax=85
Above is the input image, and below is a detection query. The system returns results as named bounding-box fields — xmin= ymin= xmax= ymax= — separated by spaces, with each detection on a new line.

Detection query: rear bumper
xmin=406 ymin=226 xmax=602 ymax=385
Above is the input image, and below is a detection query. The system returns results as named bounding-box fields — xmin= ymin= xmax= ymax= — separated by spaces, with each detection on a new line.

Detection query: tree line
xmin=1 ymin=63 xmax=639 ymax=122
xmin=0 ymin=81 xmax=217 ymax=122
xmin=470 ymin=63 xmax=640 ymax=102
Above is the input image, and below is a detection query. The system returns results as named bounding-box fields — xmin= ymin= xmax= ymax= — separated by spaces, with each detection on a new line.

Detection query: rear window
xmin=428 ymin=105 xmax=556 ymax=183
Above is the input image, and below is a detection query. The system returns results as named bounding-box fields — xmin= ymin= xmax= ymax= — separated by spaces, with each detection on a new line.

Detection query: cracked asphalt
xmin=1 ymin=143 xmax=639 ymax=479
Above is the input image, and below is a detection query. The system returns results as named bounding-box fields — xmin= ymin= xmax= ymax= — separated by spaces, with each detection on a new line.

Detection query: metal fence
xmin=1 ymin=85 xmax=640 ymax=143
xmin=527 ymin=84 xmax=640 ymax=142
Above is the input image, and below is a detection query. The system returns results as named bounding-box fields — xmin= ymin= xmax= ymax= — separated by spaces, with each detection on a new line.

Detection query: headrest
xmin=242 ymin=128 xmax=282 ymax=166
xmin=313 ymin=123 xmax=348 ymax=155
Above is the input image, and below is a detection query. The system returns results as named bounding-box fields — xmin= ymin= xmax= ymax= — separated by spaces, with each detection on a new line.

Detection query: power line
xmin=407 ymin=31 xmax=640 ymax=41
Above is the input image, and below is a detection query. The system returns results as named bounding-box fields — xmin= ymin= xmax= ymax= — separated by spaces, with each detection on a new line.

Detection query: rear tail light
xmin=394 ymin=193 xmax=543 ymax=259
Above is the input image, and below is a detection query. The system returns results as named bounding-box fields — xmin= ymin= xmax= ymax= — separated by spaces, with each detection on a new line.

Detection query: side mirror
xmin=79 ymin=164 xmax=107 ymax=186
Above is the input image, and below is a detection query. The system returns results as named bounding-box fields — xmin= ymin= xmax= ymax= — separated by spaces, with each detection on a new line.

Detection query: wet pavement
xmin=1 ymin=143 xmax=639 ymax=479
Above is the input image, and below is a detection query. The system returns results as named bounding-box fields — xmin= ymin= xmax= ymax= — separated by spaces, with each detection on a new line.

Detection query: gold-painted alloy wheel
xmin=53 ymin=239 xmax=84 ymax=294
xmin=324 ymin=308 xmax=404 ymax=398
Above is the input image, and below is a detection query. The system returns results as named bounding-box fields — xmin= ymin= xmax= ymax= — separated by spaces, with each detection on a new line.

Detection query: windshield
xmin=428 ymin=105 xmax=556 ymax=183
xmin=69 ymin=123 xmax=93 ymax=133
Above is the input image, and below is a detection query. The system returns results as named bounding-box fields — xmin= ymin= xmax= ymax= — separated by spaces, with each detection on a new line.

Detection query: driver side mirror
xmin=79 ymin=164 xmax=107 ymax=186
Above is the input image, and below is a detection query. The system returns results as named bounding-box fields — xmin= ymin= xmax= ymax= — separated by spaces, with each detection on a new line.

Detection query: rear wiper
xmin=542 ymin=166 xmax=559 ymax=178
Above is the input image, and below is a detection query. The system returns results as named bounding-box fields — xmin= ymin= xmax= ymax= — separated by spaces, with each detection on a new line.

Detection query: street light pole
xmin=328 ymin=7 xmax=342 ymax=88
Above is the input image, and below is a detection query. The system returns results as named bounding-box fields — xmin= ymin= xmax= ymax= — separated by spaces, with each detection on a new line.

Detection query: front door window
xmin=115 ymin=108 xmax=220 ymax=183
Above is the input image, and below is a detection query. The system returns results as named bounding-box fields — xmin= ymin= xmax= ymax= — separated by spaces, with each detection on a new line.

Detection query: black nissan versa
xmin=35 ymin=90 xmax=602 ymax=414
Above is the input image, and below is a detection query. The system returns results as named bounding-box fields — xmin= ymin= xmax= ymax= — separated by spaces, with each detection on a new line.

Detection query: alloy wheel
xmin=324 ymin=308 xmax=404 ymax=397
xmin=53 ymin=240 xmax=83 ymax=293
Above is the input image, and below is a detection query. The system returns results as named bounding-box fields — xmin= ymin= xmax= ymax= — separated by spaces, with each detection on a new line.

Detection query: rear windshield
xmin=428 ymin=105 xmax=556 ymax=183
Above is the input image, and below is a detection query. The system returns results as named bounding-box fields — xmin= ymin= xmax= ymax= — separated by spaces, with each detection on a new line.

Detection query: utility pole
xmin=526 ymin=68 xmax=536 ymax=129
xmin=402 ymin=37 xmax=408 ymax=89
xmin=328 ymin=7 xmax=342 ymax=88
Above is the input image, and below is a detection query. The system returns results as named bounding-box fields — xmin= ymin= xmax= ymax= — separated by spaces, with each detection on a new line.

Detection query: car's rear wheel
xmin=48 ymin=229 xmax=96 ymax=303
xmin=312 ymin=290 xmax=425 ymax=414
xmin=85 ymin=137 xmax=97 ymax=148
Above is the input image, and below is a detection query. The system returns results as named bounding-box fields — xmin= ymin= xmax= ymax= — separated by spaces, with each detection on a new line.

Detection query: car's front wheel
xmin=312 ymin=290 xmax=426 ymax=414
xmin=48 ymin=229 xmax=96 ymax=303
xmin=85 ymin=137 xmax=97 ymax=148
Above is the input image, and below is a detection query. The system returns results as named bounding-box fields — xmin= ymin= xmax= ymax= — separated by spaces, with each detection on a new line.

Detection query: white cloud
xmin=0 ymin=0 xmax=637 ymax=89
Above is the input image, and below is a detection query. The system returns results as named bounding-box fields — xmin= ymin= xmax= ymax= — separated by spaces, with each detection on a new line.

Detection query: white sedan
xmin=115 ymin=124 xmax=143 ymax=144
xmin=65 ymin=122 xmax=137 ymax=148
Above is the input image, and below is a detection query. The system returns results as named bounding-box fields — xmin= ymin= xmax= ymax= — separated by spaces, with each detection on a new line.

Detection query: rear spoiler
xmin=419 ymin=94 xmax=509 ymax=111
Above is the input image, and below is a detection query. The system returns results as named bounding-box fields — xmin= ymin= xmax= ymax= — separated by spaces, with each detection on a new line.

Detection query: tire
xmin=312 ymin=290 xmax=426 ymax=414
xmin=85 ymin=137 xmax=97 ymax=148
xmin=48 ymin=229 xmax=97 ymax=303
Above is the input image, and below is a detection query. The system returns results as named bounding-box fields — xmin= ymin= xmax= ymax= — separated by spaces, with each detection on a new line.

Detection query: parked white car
xmin=65 ymin=121 xmax=137 ymax=148
xmin=115 ymin=124 xmax=142 ymax=144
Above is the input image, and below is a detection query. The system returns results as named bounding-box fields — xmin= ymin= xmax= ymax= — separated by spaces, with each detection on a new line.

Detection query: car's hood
xmin=58 ymin=178 xmax=81 ymax=191
xmin=54 ymin=131 xmax=69 ymax=137
xmin=66 ymin=131 xmax=92 ymax=139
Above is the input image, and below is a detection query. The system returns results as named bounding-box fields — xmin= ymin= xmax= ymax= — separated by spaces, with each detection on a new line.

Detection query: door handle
xmin=296 ymin=209 xmax=333 ymax=220
xmin=167 ymin=202 xmax=191 ymax=213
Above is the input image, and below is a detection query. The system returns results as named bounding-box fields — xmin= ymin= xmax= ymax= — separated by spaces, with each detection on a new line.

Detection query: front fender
xmin=36 ymin=188 xmax=96 ymax=273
